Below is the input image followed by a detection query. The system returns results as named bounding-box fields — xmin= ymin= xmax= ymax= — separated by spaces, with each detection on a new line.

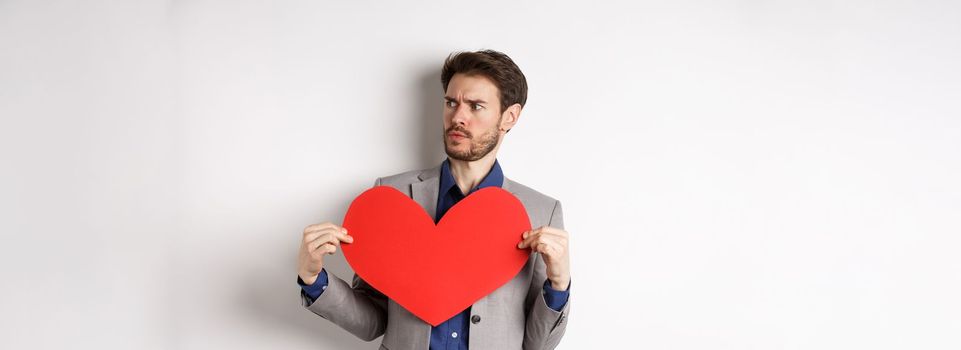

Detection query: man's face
xmin=443 ymin=73 xmax=504 ymax=162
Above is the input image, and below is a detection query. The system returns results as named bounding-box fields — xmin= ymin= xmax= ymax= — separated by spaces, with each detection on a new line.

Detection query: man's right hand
xmin=298 ymin=222 xmax=354 ymax=285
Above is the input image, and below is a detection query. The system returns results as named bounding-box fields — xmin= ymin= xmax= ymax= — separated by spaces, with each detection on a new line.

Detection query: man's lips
xmin=447 ymin=132 xmax=468 ymax=139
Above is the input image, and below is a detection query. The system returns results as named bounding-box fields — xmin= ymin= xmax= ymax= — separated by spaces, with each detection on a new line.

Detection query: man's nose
xmin=451 ymin=104 xmax=470 ymax=125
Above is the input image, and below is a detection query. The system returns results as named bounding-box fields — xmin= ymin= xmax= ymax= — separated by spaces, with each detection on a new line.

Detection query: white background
xmin=2 ymin=0 xmax=960 ymax=349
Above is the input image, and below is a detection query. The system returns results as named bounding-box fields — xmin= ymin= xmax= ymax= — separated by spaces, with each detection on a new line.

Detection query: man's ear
xmin=500 ymin=103 xmax=522 ymax=133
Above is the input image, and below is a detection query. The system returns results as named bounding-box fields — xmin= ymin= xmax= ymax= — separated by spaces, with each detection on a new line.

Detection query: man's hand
xmin=517 ymin=226 xmax=570 ymax=290
xmin=298 ymin=222 xmax=354 ymax=285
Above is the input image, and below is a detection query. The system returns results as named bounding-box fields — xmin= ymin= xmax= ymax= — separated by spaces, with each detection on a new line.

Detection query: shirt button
xmin=471 ymin=315 xmax=481 ymax=324
xmin=451 ymin=332 xmax=458 ymax=338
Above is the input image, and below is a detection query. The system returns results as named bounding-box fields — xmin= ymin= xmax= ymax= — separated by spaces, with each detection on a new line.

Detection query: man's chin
xmin=444 ymin=147 xmax=475 ymax=162
xmin=445 ymin=151 xmax=467 ymax=161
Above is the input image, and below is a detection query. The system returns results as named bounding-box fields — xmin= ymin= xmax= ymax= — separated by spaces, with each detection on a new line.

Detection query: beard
xmin=444 ymin=123 xmax=500 ymax=162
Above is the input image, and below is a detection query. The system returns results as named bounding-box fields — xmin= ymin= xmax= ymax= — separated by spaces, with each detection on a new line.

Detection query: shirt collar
xmin=439 ymin=158 xmax=504 ymax=197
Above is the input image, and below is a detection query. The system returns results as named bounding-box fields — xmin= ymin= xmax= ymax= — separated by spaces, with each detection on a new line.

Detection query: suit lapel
xmin=501 ymin=177 xmax=514 ymax=195
xmin=410 ymin=166 xmax=515 ymax=220
xmin=410 ymin=166 xmax=441 ymax=220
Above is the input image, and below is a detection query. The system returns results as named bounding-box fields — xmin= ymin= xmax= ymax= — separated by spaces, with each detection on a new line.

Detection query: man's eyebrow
xmin=444 ymin=96 xmax=488 ymax=104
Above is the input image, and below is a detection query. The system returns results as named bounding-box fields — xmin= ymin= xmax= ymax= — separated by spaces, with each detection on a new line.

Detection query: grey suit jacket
xmin=300 ymin=164 xmax=570 ymax=350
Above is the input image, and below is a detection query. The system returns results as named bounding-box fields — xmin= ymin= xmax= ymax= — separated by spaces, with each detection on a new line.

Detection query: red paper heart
xmin=341 ymin=186 xmax=531 ymax=326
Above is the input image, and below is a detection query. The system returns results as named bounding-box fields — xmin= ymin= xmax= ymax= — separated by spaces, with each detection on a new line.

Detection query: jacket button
xmin=471 ymin=315 xmax=481 ymax=324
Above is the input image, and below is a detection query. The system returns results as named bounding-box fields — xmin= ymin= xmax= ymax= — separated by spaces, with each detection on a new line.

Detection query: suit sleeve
xmin=523 ymin=200 xmax=571 ymax=350
xmin=299 ymin=178 xmax=389 ymax=342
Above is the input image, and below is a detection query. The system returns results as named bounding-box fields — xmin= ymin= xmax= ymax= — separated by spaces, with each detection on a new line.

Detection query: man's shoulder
xmin=504 ymin=178 xmax=563 ymax=228
xmin=503 ymin=178 xmax=559 ymax=206
xmin=373 ymin=166 xmax=438 ymax=187
xmin=372 ymin=166 xmax=560 ymax=203
xmin=372 ymin=165 xmax=563 ymax=225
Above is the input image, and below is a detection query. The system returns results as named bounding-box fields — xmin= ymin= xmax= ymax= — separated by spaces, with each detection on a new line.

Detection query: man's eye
xmin=446 ymin=101 xmax=457 ymax=108
xmin=472 ymin=104 xmax=483 ymax=110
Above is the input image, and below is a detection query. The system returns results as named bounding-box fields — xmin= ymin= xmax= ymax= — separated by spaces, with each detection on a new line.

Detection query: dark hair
xmin=441 ymin=50 xmax=528 ymax=113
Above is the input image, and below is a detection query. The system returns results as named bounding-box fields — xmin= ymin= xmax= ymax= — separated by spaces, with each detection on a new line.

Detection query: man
xmin=296 ymin=50 xmax=571 ymax=350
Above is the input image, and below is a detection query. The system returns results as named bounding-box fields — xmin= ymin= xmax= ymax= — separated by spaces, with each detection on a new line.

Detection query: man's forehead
xmin=445 ymin=74 xmax=499 ymax=100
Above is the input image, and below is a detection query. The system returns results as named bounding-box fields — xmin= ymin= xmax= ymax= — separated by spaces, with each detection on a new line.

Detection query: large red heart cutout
xmin=340 ymin=185 xmax=531 ymax=326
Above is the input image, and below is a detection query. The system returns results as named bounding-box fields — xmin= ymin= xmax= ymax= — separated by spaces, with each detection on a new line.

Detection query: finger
xmin=308 ymin=236 xmax=330 ymax=252
xmin=309 ymin=241 xmax=337 ymax=256
xmin=535 ymin=230 xmax=568 ymax=246
xmin=523 ymin=227 xmax=547 ymax=239
xmin=528 ymin=228 xmax=568 ymax=249
xmin=518 ymin=230 xmax=537 ymax=248
xmin=533 ymin=226 xmax=567 ymax=238
xmin=308 ymin=233 xmax=340 ymax=251
xmin=533 ymin=241 xmax=549 ymax=255
xmin=305 ymin=231 xmax=333 ymax=248
xmin=519 ymin=228 xmax=554 ymax=248
xmin=534 ymin=235 xmax=561 ymax=252
xmin=306 ymin=231 xmax=353 ymax=246
xmin=311 ymin=243 xmax=336 ymax=256
xmin=305 ymin=225 xmax=351 ymax=242
xmin=305 ymin=228 xmax=354 ymax=245
xmin=304 ymin=227 xmax=340 ymax=242
xmin=523 ymin=227 xmax=567 ymax=242
xmin=528 ymin=233 xmax=567 ymax=254
xmin=534 ymin=240 xmax=560 ymax=257
xmin=323 ymin=244 xmax=337 ymax=255
xmin=304 ymin=222 xmax=339 ymax=233
xmin=309 ymin=231 xmax=348 ymax=251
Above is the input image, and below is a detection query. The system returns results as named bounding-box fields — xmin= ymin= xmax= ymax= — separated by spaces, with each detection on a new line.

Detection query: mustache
xmin=446 ymin=126 xmax=472 ymax=139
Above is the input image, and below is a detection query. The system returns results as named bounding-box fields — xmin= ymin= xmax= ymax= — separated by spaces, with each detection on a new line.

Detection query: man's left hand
xmin=518 ymin=226 xmax=570 ymax=290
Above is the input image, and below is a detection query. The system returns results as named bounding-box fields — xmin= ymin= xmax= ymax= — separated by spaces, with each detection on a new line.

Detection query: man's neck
xmin=448 ymin=152 xmax=497 ymax=195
